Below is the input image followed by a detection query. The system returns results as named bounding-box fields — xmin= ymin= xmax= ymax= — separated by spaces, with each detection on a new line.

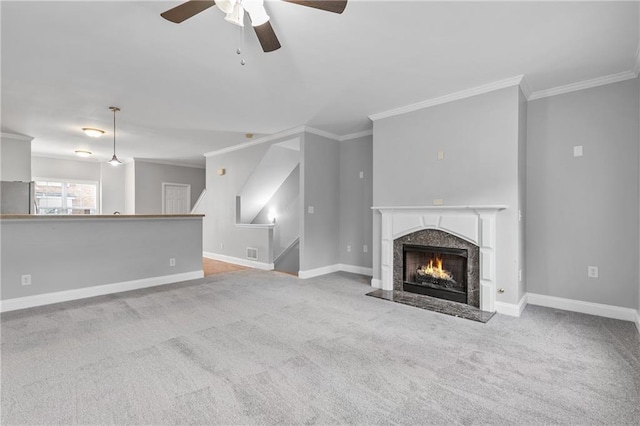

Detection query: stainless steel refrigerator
xmin=1 ymin=181 xmax=36 ymax=214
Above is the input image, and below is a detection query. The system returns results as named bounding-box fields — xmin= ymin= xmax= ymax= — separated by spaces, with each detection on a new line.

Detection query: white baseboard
xmin=495 ymin=293 xmax=528 ymax=317
xmin=0 ymin=270 xmax=204 ymax=313
xmin=298 ymin=263 xmax=373 ymax=279
xmin=338 ymin=264 xmax=373 ymax=276
xmin=203 ymin=251 xmax=274 ymax=271
xmin=371 ymin=278 xmax=382 ymax=289
xmin=298 ymin=264 xmax=341 ymax=279
xmin=527 ymin=292 xmax=638 ymax=323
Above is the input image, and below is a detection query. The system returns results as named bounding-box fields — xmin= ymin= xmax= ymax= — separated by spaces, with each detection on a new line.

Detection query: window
xmin=34 ymin=179 xmax=99 ymax=215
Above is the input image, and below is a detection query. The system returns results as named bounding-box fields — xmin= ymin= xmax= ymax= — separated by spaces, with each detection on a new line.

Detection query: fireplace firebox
xmin=393 ymin=228 xmax=480 ymax=308
xmin=403 ymin=245 xmax=468 ymax=303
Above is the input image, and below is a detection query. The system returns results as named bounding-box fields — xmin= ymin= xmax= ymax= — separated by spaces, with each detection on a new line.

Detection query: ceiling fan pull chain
xmin=237 ymin=23 xmax=246 ymax=66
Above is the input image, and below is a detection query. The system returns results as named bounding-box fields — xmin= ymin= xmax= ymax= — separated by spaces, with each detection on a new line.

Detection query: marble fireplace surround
xmin=373 ymin=206 xmax=506 ymax=313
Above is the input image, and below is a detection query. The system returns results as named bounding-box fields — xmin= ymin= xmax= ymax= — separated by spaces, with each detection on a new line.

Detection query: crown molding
xmin=305 ymin=126 xmax=340 ymax=141
xmin=1 ymin=132 xmax=34 ymax=142
xmin=133 ymin=158 xmax=205 ymax=169
xmin=518 ymin=75 xmax=533 ymax=100
xmin=340 ymin=129 xmax=373 ymax=142
xmin=31 ymin=152 xmax=103 ymax=163
xmin=528 ymin=71 xmax=638 ymax=101
xmin=369 ymin=75 xmax=525 ymax=121
xmin=204 ymin=126 xmax=306 ymax=157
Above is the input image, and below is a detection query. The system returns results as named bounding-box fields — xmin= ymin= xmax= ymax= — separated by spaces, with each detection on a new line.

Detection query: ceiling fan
xmin=161 ymin=0 xmax=348 ymax=53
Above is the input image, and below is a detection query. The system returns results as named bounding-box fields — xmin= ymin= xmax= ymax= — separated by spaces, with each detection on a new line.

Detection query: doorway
xmin=162 ymin=183 xmax=191 ymax=214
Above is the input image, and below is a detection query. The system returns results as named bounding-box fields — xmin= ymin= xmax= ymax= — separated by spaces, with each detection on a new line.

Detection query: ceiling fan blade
xmin=161 ymin=0 xmax=216 ymax=23
xmin=282 ymin=0 xmax=347 ymax=14
xmin=253 ymin=21 xmax=281 ymax=52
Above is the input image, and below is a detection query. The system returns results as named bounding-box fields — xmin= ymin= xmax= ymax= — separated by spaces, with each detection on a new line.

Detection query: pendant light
xmin=108 ymin=106 xmax=122 ymax=166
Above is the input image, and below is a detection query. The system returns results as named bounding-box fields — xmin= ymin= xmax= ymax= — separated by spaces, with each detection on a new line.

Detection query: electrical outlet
xmin=363 ymin=245 xmax=368 ymax=253
xmin=220 ymin=242 xmax=224 ymax=249
xmin=308 ymin=206 xmax=314 ymax=214
xmin=573 ymin=145 xmax=583 ymax=157
xmin=437 ymin=151 xmax=444 ymax=160
xmin=587 ymin=266 xmax=598 ymax=278
xmin=359 ymin=171 xmax=364 ymax=179
xmin=21 ymin=274 xmax=31 ymax=286
xmin=169 ymin=258 xmax=176 ymax=267
xmin=347 ymin=245 xmax=352 ymax=252
xmin=519 ymin=269 xmax=522 ymax=282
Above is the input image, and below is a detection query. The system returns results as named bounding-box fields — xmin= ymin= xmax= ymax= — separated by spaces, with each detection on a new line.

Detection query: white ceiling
xmin=2 ymin=1 xmax=638 ymax=167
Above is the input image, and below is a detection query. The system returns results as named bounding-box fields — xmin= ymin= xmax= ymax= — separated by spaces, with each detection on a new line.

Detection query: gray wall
xmin=100 ymin=163 xmax=125 ymax=214
xmin=373 ymin=86 xmax=523 ymax=304
xmin=125 ymin=162 xmax=135 ymax=214
xmin=134 ymin=160 xmax=205 ymax=214
xmin=253 ymin=164 xmax=300 ymax=260
xmin=204 ymin=136 xmax=300 ymax=264
xmin=1 ymin=217 xmax=203 ymax=300
xmin=339 ymin=135 xmax=373 ymax=268
xmin=300 ymin=132 xmax=340 ymax=271
xmin=31 ymin=156 xmax=126 ymax=215
xmin=1 ymin=134 xmax=31 ymax=181
xmin=527 ymin=78 xmax=639 ymax=309
xmin=32 ymin=156 xmax=100 ymax=181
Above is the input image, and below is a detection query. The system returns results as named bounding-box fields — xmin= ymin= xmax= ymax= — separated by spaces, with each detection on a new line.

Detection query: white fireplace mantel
xmin=373 ymin=205 xmax=507 ymax=312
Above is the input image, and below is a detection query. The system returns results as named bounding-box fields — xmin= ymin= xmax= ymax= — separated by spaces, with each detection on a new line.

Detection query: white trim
xmin=134 ymin=158 xmax=205 ymax=169
xmin=371 ymin=278 xmax=382 ymax=289
xmin=203 ymin=251 xmax=274 ymax=270
xmin=518 ymin=75 xmax=533 ymax=100
xmin=635 ymin=310 xmax=640 ymax=334
xmin=162 ymin=182 xmax=191 ymax=214
xmin=305 ymin=127 xmax=341 ymax=141
xmin=528 ymin=71 xmax=638 ymax=101
xmin=338 ymin=264 xmax=373 ymax=276
xmin=204 ymin=127 xmax=306 ymax=157
xmin=235 ymin=223 xmax=275 ymax=229
xmin=298 ymin=264 xmax=341 ymax=279
xmin=495 ymin=293 xmax=528 ymax=317
xmin=31 ymin=153 xmax=103 ymax=163
xmin=0 ymin=271 xmax=204 ymax=313
xmin=527 ymin=293 xmax=638 ymax=323
xmin=1 ymin=132 xmax=34 ymax=142
xmin=369 ymin=75 xmax=525 ymax=121
xmin=190 ymin=188 xmax=206 ymax=214
xmin=634 ymin=44 xmax=640 ymax=76
xmin=372 ymin=205 xmax=508 ymax=212
xmin=340 ymin=129 xmax=373 ymax=142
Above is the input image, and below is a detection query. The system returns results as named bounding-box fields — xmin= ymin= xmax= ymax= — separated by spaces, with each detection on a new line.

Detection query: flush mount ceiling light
xmin=108 ymin=106 xmax=122 ymax=166
xmin=75 ymin=150 xmax=92 ymax=158
xmin=82 ymin=127 xmax=105 ymax=138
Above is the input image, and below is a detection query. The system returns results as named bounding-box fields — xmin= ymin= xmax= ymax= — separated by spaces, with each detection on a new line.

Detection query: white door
xmin=163 ymin=183 xmax=191 ymax=214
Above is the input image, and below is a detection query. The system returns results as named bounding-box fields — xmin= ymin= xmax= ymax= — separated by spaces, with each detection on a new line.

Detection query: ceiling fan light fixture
xmin=224 ymin=3 xmax=244 ymax=27
xmin=243 ymin=0 xmax=270 ymax=26
xmin=216 ymin=0 xmax=237 ymax=14
xmin=82 ymin=127 xmax=104 ymax=138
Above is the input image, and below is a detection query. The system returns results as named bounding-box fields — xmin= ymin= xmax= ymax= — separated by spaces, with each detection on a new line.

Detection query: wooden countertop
xmin=0 ymin=214 xmax=204 ymax=219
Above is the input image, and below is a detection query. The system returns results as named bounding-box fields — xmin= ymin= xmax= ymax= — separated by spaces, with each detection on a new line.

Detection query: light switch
xmin=308 ymin=206 xmax=314 ymax=214
xmin=437 ymin=151 xmax=444 ymax=160
xmin=573 ymin=146 xmax=583 ymax=157
xmin=359 ymin=171 xmax=364 ymax=179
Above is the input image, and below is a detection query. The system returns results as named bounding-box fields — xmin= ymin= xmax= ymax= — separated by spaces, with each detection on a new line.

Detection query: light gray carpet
xmin=1 ymin=270 xmax=639 ymax=425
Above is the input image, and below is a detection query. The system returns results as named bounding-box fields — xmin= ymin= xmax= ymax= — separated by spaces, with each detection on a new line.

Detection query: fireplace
xmin=393 ymin=228 xmax=480 ymax=308
xmin=403 ymin=245 xmax=468 ymax=303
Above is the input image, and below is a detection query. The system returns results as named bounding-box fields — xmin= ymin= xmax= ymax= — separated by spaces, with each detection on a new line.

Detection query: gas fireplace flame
xmin=417 ymin=258 xmax=454 ymax=281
